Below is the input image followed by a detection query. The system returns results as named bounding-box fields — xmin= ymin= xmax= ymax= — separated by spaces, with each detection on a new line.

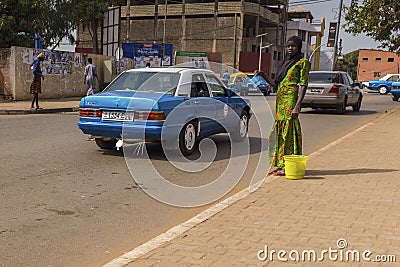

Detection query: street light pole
xmin=309 ymin=42 xmax=328 ymax=62
xmin=256 ymin=33 xmax=268 ymax=71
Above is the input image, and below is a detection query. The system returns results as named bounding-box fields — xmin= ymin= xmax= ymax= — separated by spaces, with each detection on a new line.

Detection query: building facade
xmin=286 ymin=6 xmax=324 ymax=71
xmin=357 ymin=49 xmax=400 ymax=82
xmin=76 ymin=0 xmax=288 ymax=77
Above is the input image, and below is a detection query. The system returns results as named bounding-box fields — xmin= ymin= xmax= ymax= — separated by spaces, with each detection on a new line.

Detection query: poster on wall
xmin=122 ymin=43 xmax=173 ymax=68
xmin=174 ymin=51 xmax=210 ymax=69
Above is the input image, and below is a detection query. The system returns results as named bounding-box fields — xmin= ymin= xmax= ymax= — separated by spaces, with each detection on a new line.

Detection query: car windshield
xmin=104 ymin=71 xmax=180 ymax=94
xmin=309 ymin=72 xmax=340 ymax=83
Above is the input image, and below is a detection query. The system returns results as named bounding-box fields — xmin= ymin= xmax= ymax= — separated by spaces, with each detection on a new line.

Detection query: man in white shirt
xmin=84 ymin=58 xmax=97 ymax=96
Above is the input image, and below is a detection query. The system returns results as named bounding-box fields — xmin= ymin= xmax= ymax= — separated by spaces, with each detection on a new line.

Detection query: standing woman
xmin=30 ymin=53 xmax=45 ymax=110
xmin=261 ymin=36 xmax=311 ymax=176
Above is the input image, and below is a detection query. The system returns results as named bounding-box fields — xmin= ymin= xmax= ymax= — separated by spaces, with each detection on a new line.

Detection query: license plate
xmin=307 ymin=88 xmax=323 ymax=94
xmin=102 ymin=111 xmax=134 ymax=121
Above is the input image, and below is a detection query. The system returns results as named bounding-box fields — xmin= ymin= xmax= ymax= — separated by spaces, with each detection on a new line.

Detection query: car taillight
xmin=328 ymin=84 xmax=340 ymax=94
xmin=79 ymin=108 xmax=102 ymax=117
xmin=393 ymin=85 xmax=400 ymax=89
xmin=134 ymin=111 xmax=165 ymax=121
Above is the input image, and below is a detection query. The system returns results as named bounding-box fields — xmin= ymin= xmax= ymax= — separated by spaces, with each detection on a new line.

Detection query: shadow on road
xmin=301 ymin=109 xmax=378 ymax=116
xmin=100 ymin=136 xmax=269 ymax=162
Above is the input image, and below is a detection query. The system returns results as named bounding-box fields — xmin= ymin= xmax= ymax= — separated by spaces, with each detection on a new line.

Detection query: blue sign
xmin=122 ymin=43 xmax=173 ymax=67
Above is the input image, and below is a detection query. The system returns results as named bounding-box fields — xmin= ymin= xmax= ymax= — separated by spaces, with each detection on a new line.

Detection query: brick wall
xmin=358 ymin=49 xmax=400 ymax=82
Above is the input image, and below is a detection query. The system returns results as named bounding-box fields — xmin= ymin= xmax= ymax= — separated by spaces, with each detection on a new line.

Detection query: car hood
xmin=79 ymin=91 xmax=175 ymax=110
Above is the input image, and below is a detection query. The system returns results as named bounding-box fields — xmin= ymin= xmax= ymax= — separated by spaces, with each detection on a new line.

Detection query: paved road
xmin=0 ymin=92 xmax=398 ymax=266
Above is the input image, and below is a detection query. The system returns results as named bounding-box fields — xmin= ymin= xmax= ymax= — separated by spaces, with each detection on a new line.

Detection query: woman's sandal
xmin=268 ymin=167 xmax=280 ymax=175
xmin=274 ymin=169 xmax=286 ymax=176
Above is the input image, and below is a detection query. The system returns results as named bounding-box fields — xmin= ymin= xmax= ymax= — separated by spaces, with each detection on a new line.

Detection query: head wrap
xmin=37 ymin=53 xmax=45 ymax=60
xmin=275 ymin=36 xmax=303 ymax=85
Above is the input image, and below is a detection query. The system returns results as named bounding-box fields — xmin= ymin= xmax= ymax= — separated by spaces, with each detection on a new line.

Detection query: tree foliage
xmin=336 ymin=50 xmax=359 ymax=80
xmin=0 ymin=0 xmax=115 ymax=52
xmin=0 ymin=0 xmax=43 ymax=48
xmin=71 ymin=0 xmax=116 ymax=54
xmin=344 ymin=0 xmax=400 ymax=53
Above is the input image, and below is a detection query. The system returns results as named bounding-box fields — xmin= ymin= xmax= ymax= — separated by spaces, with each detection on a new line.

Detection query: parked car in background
xmin=227 ymin=72 xmax=272 ymax=96
xmin=78 ymin=67 xmax=251 ymax=156
xmin=391 ymin=81 xmax=400 ymax=102
xmin=246 ymin=73 xmax=272 ymax=96
xmin=301 ymin=71 xmax=363 ymax=114
xmin=228 ymin=73 xmax=250 ymax=96
xmin=367 ymin=74 xmax=400 ymax=95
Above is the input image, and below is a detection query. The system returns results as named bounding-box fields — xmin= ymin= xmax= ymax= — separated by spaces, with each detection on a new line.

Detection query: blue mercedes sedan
xmin=78 ymin=67 xmax=251 ymax=156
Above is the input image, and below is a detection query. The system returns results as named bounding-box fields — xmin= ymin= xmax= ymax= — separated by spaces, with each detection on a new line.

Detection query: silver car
xmin=301 ymin=71 xmax=363 ymax=114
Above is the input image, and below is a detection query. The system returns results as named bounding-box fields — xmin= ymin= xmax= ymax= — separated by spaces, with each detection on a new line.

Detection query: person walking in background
xmin=259 ymin=36 xmax=310 ymax=176
xmin=30 ymin=53 xmax=46 ymax=110
xmin=222 ymin=70 xmax=230 ymax=86
xmin=84 ymin=58 xmax=97 ymax=96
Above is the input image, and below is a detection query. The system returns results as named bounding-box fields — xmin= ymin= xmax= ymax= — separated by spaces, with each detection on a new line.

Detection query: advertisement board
xmin=174 ymin=51 xmax=210 ymax=69
xmin=122 ymin=43 xmax=173 ymax=68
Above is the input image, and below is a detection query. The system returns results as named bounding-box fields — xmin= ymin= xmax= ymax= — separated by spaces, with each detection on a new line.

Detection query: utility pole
xmin=332 ymin=0 xmax=343 ymax=70
xmin=212 ymin=0 xmax=218 ymax=52
xmin=126 ymin=0 xmax=130 ymax=41
xmin=233 ymin=13 xmax=238 ymax=69
xmin=154 ymin=0 xmax=159 ymax=40
xmin=162 ymin=0 xmax=167 ymax=66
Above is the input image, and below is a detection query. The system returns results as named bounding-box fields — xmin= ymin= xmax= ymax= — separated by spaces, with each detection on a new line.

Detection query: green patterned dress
xmin=269 ymin=58 xmax=311 ymax=170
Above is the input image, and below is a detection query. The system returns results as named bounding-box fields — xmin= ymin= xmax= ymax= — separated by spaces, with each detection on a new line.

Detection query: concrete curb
xmin=0 ymin=107 xmax=79 ymax=115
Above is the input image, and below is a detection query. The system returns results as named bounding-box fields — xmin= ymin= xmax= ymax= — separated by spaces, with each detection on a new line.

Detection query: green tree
xmin=0 ymin=0 xmax=75 ymax=49
xmin=344 ymin=0 xmax=400 ymax=53
xmin=0 ymin=0 xmax=40 ymax=48
xmin=0 ymin=0 xmax=115 ymax=52
xmin=40 ymin=0 xmax=76 ymax=50
xmin=336 ymin=50 xmax=359 ymax=80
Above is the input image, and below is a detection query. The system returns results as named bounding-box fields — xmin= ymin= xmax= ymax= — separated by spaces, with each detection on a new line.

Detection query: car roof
xmin=124 ymin=67 xmax=214 ymax=74
xmin=230 ymin=72 xmax=253 ymax=77
xmin=310 ymin=71 xmax=346 ymax=74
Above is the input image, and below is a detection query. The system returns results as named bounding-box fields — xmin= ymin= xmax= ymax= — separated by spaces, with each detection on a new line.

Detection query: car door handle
xmin=194 ymin=100 xmax=200 ymax=104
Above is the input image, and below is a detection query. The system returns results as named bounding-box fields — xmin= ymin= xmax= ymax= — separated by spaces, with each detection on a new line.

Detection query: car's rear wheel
xmin=95 ymin=138 xmax=117 ymax=149
xmin=378 ymin=86 xmax=388 ymax=95
xmin=352 ymin=94 xmax=362 ymax=112
xmin=336 ymin=98 xmax=347 ymax=114
xmin=179 ymin=121 xmax=197 ymax=156
xmin=232 ymin=110 xmax=249 ymax=142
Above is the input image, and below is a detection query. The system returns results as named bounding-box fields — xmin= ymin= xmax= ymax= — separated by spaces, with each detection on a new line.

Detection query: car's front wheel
xmin=378 ymin=86 xmax=389 ymax=95
xmin=232 ymin=110 xmax=249 ymax=142
xmin=179 ymin=121 xmax=197 ymax=156
xmin=95 ymin=138 xmax=117 ymax=149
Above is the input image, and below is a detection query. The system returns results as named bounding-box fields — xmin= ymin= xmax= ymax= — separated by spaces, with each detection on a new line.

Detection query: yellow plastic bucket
xmin=284 ymin=155 xmax=308 ymax=180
